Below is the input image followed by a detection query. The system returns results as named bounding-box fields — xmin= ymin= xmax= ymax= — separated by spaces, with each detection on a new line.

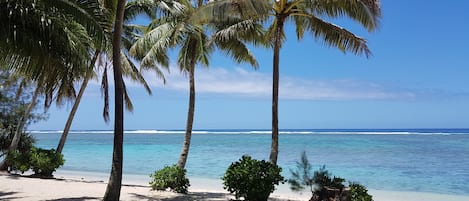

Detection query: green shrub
xmin=0 ymin=132 xmax=36 ymax=155
xmin=6 ymin=150 xmax=31 ymax=173
xmin=288 ymin=151 xmax=314 ymax=192
xmin=29 ymin=147 xmax=64 ymax=177
xmin=5 ymin=147 xmax=64 ymax=177
xmin=350 ymin=183 xmax=373 ymax=201
xmin=150 ymin=165 xmax=190 ymax=194
xmin=313 ymin=165 xmax=346 ymax=191
xmin=222 ymin=155 xmax=284 ymax=201
xmin=288 ymin=151 xmax=373 ymax=201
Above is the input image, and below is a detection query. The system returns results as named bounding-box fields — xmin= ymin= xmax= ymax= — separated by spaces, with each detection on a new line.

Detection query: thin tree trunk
xmin=0 ymin=85 xmax=40 ymax=170
xmin=269 ymin=17 xmax=285 ymax=165
xmin=57 ymin=50 xmax=100 ymax=154
xmin=177 ymin=61 xmax=196 ymax=169
xmin=103 ymin=0 xmax=126 ymax=199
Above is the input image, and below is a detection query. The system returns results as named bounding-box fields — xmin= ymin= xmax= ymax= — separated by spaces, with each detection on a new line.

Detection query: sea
xmin=30 ymin=129 xmax=469 ymax=195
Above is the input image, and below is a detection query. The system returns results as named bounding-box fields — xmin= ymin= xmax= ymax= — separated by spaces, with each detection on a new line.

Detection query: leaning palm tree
xmin=0 ymin=0 xmax=109 ymax=170
xmin=201 ymin=0 xmax=381 ymax=164
xmin=56 ymin=0 xmax=165 ymax=154
xmin=131 ymin=0 xmax=263 ymax=169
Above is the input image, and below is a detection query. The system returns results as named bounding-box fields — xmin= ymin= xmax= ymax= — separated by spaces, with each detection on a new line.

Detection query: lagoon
xmin=32 ymin=129 xmax=469 ymax=196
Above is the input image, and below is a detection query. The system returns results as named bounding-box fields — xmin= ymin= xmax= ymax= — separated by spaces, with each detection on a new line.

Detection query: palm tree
xmin=101 ymin=0 xmax=179 ymax=199
xmin=201 ymin=0 xmax=381 ymax=164
xmin=56 ymin=0 xmax=164 ymax=154
xmin=102 ymin=0 xmax=126 ymax=198
xmin=131 ymin=0 xmax=262 ymax=169
xmin=0 ymin=0 xmax=109 ymax=170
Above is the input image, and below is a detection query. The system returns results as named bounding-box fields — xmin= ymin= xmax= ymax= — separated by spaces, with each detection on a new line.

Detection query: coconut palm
xmin=0 ymin=0 xmax=109 ymax=170
xmin=131 ymin=0 xmax=263 ymax=169
xmin=200 ymin=0 xmax=381 ymax=164
xmin=56 ymin=0 xmax=166 ymax=154
xmin=101 ymin=0 xmax=127 ymax=197
xmin=102 ymin=0 xmax=183 ymax=199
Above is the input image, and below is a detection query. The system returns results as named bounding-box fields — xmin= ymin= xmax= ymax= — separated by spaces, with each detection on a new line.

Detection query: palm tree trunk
xmin=269 ymin=17 xmax=285 ymax=165
xmin=0 ymin=85 xmax=40 ymax=170
xmin=177 ymin=59 xmax=196 ymax=169
xmin=57 ymin=51 xmax=100 ymax=154
xmin=103 ymin=0 xmax=126 ymax=200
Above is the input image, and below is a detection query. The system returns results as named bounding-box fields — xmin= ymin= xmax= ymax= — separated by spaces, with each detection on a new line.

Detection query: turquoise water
xmin=31 ymin=129 xmax=469 ymax=195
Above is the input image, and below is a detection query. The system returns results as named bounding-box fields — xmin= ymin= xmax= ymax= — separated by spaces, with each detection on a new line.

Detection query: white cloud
xmin=135 ymin=65 xmax=416 ymax=101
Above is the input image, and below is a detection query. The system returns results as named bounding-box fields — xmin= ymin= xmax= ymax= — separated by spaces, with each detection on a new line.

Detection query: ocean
xmin=30 ymin=129 xmax=469 ymax=195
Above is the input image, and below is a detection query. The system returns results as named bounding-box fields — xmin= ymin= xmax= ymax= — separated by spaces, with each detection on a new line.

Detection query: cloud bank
xmin=137 ymin=66 xmax=416 ymax=101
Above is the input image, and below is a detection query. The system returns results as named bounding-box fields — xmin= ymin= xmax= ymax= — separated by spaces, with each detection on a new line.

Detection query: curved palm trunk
xmin=269 ymin=17 xmax=285 ymax=165
xmin=0 ymin=85 xmax=40 ymax=170
xmin=177 ymin=60 xmax=196 ymax=169
xmin=103 ymin=0 xmax=126 ymax=200
xmin=57 ymin=51 xmax=100 ymax=154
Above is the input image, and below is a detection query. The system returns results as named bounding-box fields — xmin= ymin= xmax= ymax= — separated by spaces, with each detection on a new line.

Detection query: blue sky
xmin=30 ymin=0 xmax=469 ymax=130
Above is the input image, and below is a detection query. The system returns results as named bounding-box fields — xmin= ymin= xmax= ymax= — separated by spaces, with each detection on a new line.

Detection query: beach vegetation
xmin=6 ymin=147 xmax=64 ymax=177
xmin=0 ymin=0 xmax=109 ymax=170
xmin=288 ymin=152 xmax=373 ymax=201
xmin=222 ymin=155 xmax=284 ymax=201
xmin=0 ymin=71 xmax=45 ymax=170
xmin=29 ymin=147 xmax=65 ymax=177
xmin=350 ymin=183 xmax=373 ymax=201
xmin=201 ymin=0 xmax=382 ymax=165
xmin=150 ymin=165 xmax=190 ymax=194
xmin=5 ymin=150 xmax=31 ymax=173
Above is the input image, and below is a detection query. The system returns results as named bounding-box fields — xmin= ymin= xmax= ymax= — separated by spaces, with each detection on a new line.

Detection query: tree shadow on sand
xmin=45 ymin=196 xmax=100 ymax=201
xmin=0 ymin=191 xmax=24 ymax=200
xmin=129 ymin=192 xmax=298 ymax=201
xmin=130 ymin=192 xmax=229 ymax=201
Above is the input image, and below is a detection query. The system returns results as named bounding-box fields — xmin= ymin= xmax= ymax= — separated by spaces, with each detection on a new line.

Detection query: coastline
xmin=1 ymin=170 xmax=468 ymax=201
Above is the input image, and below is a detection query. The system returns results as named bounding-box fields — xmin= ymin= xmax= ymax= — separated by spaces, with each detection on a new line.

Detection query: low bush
xmin=0 ymin=132 xmax=36 ymax=155
xmin=30 ymin=148 xmax=64 ymax=177
xmin=150 ymin=165 xmax=190 ymax=194
xmin=350 ymin=183 xmax=373 ymax=201
xmin=288 ymin=151 xmax=373 ymax=201
xmin=6 ymin=147 xmax=64 ymax=177
xmin=6 ymin=150 xmax=31 ymax=173
xmin=222 ymin=155 xmax=284 ymax=201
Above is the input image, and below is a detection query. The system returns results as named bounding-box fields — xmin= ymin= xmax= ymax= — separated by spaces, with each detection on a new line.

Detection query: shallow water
xmin=31 ymin=129 xmax=469 ymax=195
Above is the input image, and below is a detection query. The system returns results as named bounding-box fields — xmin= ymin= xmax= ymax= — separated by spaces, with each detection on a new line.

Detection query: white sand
xmin=1 ymin=171 xmax=468 ymax=201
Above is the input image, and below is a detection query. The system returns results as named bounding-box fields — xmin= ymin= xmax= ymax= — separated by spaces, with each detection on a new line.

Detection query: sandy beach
xmin=0 ymin=171 xmax=305 ymax=201
xmin=1 ymin=171 xmax=469 ymax=201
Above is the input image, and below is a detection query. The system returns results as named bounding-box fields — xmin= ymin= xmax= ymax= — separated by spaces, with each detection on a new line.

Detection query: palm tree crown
xmin=196 ymin=0 xmax=381 ymax=165
xmin=131 ymin=0 xmax=263 ymax=168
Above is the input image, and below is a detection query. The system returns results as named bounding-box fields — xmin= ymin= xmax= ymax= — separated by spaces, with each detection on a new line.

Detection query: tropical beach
xmin=2 ymin=0 xmax=469 ymax=201
xmin=1 ymin=174 xmax=469 ymax=201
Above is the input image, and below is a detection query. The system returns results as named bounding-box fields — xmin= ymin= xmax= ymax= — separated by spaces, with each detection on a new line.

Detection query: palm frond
xmin=101 ymin=66 xmax=110 ymax=123
xmin=130 ymin=22 xmax=173 ymax=68
xmin=215 ymin=38 xmax=258 ymax=68
xmin=122 ymin=81 xmax=134 ymax=112
xmin=293 ymin=14 xmax=307 ymax=40
xmin=193 ymin=0 xmax=271 ymax=24
xmin=121 ymin=52 xmax=154 ymax=94
xmin=42 ymin=0 xmax=111 ymax=48
xmin=211 ymin=19 xmax=260 ymax=67
xmin=310 ymin=0 xmax=381 ymax=31
xmin=306 ymin=15 xmax=371 ymax=57
xmin=210 ymin=18 xmax=267 ymax=47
